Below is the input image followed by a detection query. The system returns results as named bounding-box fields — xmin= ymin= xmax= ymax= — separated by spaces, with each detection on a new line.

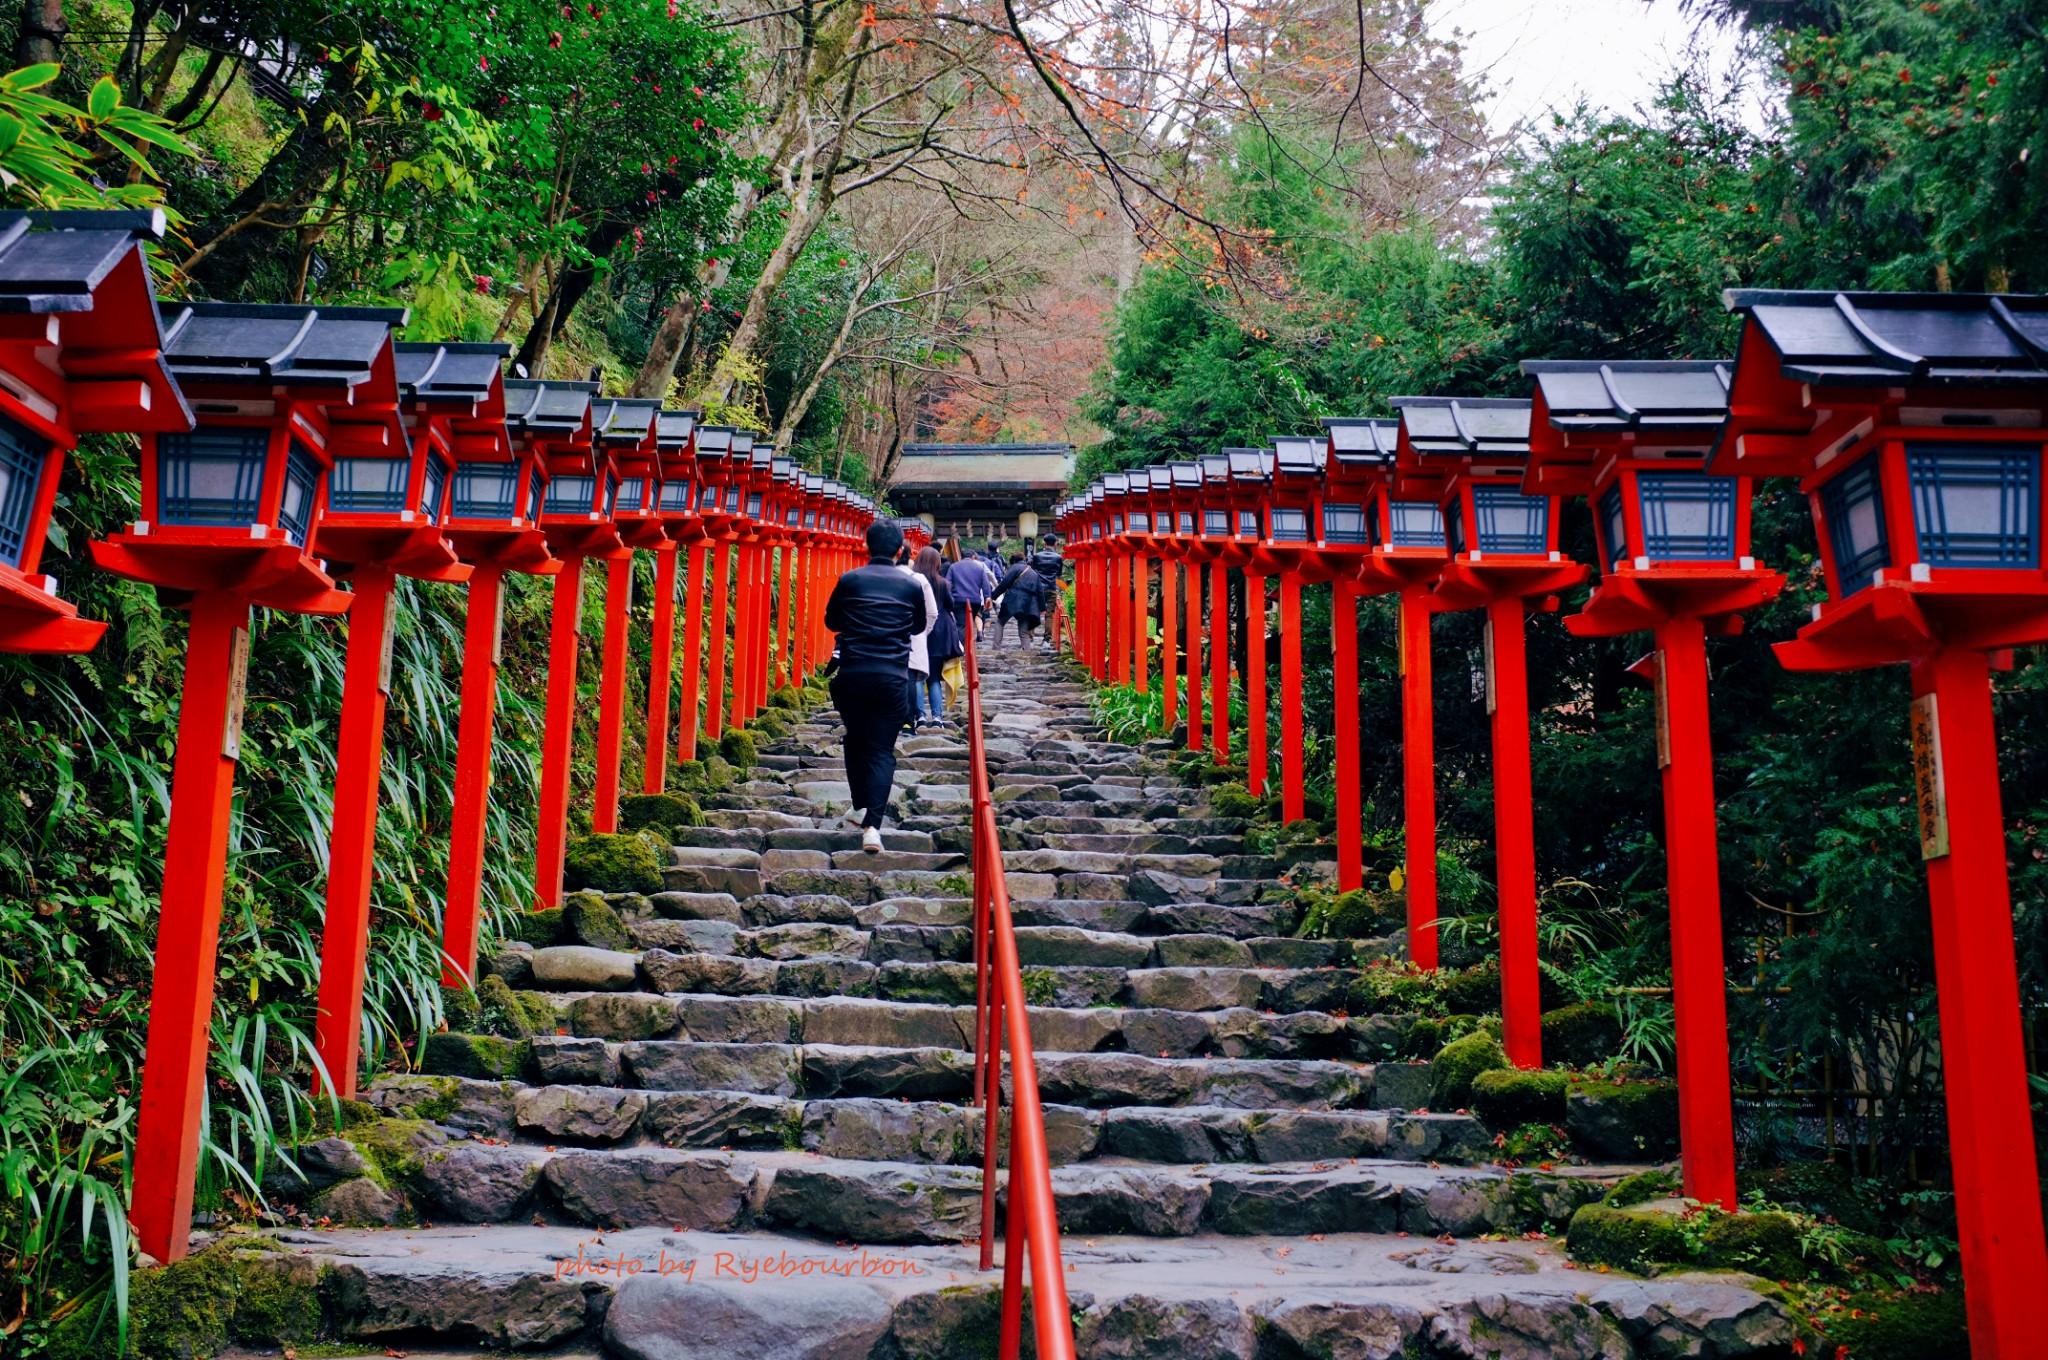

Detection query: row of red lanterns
xmin=1056 ymin=293 xmax=2048 ymax=1360
xmin=0 ymin=211 xmax=884 ymax=1266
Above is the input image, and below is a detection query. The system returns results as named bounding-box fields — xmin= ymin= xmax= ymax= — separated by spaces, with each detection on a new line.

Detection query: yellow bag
xmin=941 ymin=656 xmax=964 ymax=706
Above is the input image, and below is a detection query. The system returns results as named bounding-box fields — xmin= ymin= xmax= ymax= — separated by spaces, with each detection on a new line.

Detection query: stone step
xmin=252 ymin=1222 xmax=1799 ymax=1360
xmin=369 ymin=1075 xmax=1490 ymax=1168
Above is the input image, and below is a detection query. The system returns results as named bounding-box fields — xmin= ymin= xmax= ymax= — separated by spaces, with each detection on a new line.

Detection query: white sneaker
xmin=842 ymin=806 xmax=867 ymax=828
xmin=861 ymin=827 xmax=883 ymax=853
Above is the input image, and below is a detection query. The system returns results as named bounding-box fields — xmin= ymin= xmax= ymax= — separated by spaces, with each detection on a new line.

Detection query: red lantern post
xmin=1397 ymin=397 xmax=1585 ymax=1071
xmin=587 ymin=398 xmax=663 ymax=832
xmin=93 ymin=301 xmax=410 ymax=1264
xmin=508 ymin=379 xmax=612 ymax=909
xmin=691 ymin=427 xmax=739 ymax=741
xmin=645 ymin=410 xmax=701 ymax=783
xmin=1252 ymin=436 xmax=1335 ymax=824
xmin=0 ymin=212 xmax=191 ymax=654
xmin=311 ymin=341 xmax=506 ymax=1096
xmin=1524 ymin=357 xmax=1774 ymax=1205
xmin=1311 ymin=419 xmax=1392 ymax=891
xmin=1157 ymin=464 xmax=1202 ymax=731
xmin=429 ymin=350 xmax=558 ymax=990
xmin=1713 ymin=289 xmax=2048 ymax=1352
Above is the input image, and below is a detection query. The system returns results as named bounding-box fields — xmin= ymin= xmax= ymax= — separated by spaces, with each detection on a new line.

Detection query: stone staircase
xmin=249 ymin=644 xmax=1801 ymax=1359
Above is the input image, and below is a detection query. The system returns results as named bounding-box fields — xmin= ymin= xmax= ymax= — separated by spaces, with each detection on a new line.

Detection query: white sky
xmin=1424 ymin=0 xmax=1770 ymax=137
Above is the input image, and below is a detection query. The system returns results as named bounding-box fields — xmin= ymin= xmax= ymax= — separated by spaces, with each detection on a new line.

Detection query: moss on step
xmin=1815 ymin=1287 xmax=1967 ymax=1359
xmin=509 ymin=905 xmax=568 ymax=948
xmin=43 ymin=1243 xmax=327 ymax=1360
xmin=1601 ymin=1168 xmax=1679 ymax=1209
xmin=422 ymin=1031 xmax=531 ymax=1080
xmin=620 ymin=791 xmax=706 ymax=838
xmin=1540 ymin=1001 xmax=1621 ymax=1066
xmin=476 ymin=973 xmax=556 ymax=1037
xmin=563 ymin=832 xmax=663 ymax=895
xmin=1470 ymin=1067 xmax=1570 ymax=1127
xmin=1429 ymin=1031 xmax=1507 ymax=1108
xmin=1565 ymin=1203 xmax=1691 ymax=1274
xmin=719 ymin=728 xmax=758 ymax=769
xmin=563 ymin=891 xmax=634 ymax=950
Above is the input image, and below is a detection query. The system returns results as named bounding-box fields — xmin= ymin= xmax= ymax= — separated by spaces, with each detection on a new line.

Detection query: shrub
xmin=1565 ymin=1204 xmax=1689 ymax=1274
xmin=719 ymin=728 xmax=758 ymax=769
xmin=1470 ymin=1068 xmax=1570 ymax=1128
xmin=620 ymin=791 xmax=704 ymax=834
xmin=1430 ymin=1031 xmax=1508 ymax=1108
xmin=563 ymin=833 xmax=663 ymax=895
xmin=1210 ymin=783 xmax=1261 ymax=819
xmin=1541 ymin=1001 xmax=1622 ymax=1067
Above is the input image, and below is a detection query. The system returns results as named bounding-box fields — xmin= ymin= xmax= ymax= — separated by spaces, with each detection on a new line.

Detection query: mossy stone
xmin=343 ymin=1117 xmax=441 ymax=1186
xmin=620 ymin=791 xmax=704 ymax=834
xmin=1700 ymin=1210 xmax=1813 ymax=1281
xmin=1429 ymin=1031 xmax=1508 ymax=1108
xmin=1440 ymin=960 xmax=1502 ymax=1015
xmin=563 ymin=891 xmax=634 ymax=950
xmin=1210 ymin=783 xmax=1261 ymax=820
xmin=476 ymin=974 xmax=554 ymax=1038
xmin=673 ymin=758 xmax=707 ymax=788
xmin=229 ymin=1250 xmax=324 ymax=1345
xmin=1567 ymin=1077 xmax=1681 ymax=1159
xmin=701 ymin=754 xmax=735 ymax=789
xmin=1541 ymin=1001 xmax=1622 ymax=1067
xmin=1819 ymin=1287 xmax=1967 ymax=1359
xmin=749 ymin=710 xmax=791 ymax=742
xmin=511 ymin=906 xmax=568 ymax=948
xmin=1738 ymin=1162 xmax=1888 ymax=1236
xmin=441 ymin=984 xmax=481 ymax=1033
xmin=1470 ymin=1067 xmax=1570 ymax=1127
xmin=769 ymin=686 xmax=803 ymax=710
xmin=719 ymin=728 xmax=758 ymax=769
xmin=1565 ymin=1203 xmax=1690 ymax=1274
xmin=422 ymin=1031 xmax=530 ymax=1080
xmin=563 ymin=832 xmax=663 ymax=895
xmin=1602 ymin=1168 xmax=1680 ymax=1209
xmin=1199 ymin=762 xmax=1247 ymax=786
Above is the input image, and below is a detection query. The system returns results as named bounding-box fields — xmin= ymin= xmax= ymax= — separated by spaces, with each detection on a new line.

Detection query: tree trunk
xmin=14 ymin=0 xmax=66 ymax=66
xmin=630 ymin=295 xmax=698 ymax=399
xmin=692 ymin=196 xmax=827 ymax=406
xmin=514 ymin=219 xmax=632 ymax=376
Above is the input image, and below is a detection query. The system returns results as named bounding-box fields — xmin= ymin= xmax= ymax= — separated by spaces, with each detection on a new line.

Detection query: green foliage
xmin=1469 ymin=1069 xmax=1570 ymax=1129
xmin=1429 ymin=1032 xmax=1508 ymax=1109
xmin=1813 ymin=1287 xmax=1968 ymax=1360
xmin=0 ymin=65 xmax=194 ymax=211
xmin=562 ymin=833 xmax=663 ymax=895
xmin=1699 ymin=1211 xmax=1812 ymax=1282
xmin=1297 ymin=886 xmax=1398 ymax=942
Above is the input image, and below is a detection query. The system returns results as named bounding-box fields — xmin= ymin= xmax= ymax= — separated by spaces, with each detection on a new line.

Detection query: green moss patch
xmin=44 ymin=1245 xmax=328 ymax=1360
xmin=1565 ymin=1203 xmax=1691 ymax=1274
xmin=1816 ymin=1287 xmax=1967 ymax=1359
xmin=1430 ymin=1031 xmax=1508 ymax=1108
xmin=1602 ymin=1168 xmax=1680 ymax=1209
xmin=620 ymin=791 xmax=705 ymax=836
xmin=1540 ymin=1001 xmax=1621 ymax=1067
xmin=718 ymin=728 xmax=758 ymax=769
xmin=563 ymin=832 xmax=663 ymax=895
xmin=476 ymin=974 xmax=557 ymax=1037
xmin=1699 ymin=1210 xmax=1813 ymax=1282
xmin=510 ymin=906 xmax=568 ymax=948
xmin=564 ymin=892 xmax=634 ymax=950
xmin=1470 ymin=1068 xmax=1570 ymax=1128
xmin=1209 ymin=783 xmax=1261 ymax=820
xmin=421 ymin=1031 xmax=531 ymax=1080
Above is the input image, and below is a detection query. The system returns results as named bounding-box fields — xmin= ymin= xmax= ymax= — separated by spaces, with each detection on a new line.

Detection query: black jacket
xmin=993 ymin=562 xmax=1044 ymax=619
xmin=824 ymin=560 xmax=936 ymax=678
xmin=1029 ymin=548 xmax=1064 ymax=586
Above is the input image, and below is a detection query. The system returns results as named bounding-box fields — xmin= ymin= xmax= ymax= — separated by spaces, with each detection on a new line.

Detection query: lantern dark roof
xmin=591 ymin=397 xmax=660 ymax=444
xmin=394 ymin=342 xmax=509 ymax=406
xmin=891 ymin=441 xmax=1076 ymax=492
xmin=1198 ymin=453 xmax=1229 ymax=483
xmin=1725 ymin=289 xmax=2048 ymax=386
xmin=1521 ymin=360 xmax=1731 ymax=432
xmin=696 ymin=425 xmax=735 ymax=455
xmin=772 ymin=455 xmax=795 ymax=479
xmin=1103 ymin=472 xmax=1130 ymax=495
xmin=1272 ymin=434 xmax=1327 ymax=474
xmin=503 ymin=379 xmax=597 ymax=434
xmin=1224 ymin=448 xmax=1270 ymax=480
xmin=1391 ymin=396 xmax=1532 ymax=459
xmin=731 ymin=431 xmax=756 ymax=454
xmin=0 ymin=209 xmax=167 ymax=312
xmin=657 ymin=410 xmax=698 ymax=447
xmin=1169 ymin=461 xmax=1201 ymax=488
xmin=1146 ymin=465 xmax=1172 ymax=491
xmin=1321 ymin=417 xmax=1398 ymax=464
xmin=162 ymin=302 xmax=409 ymax=388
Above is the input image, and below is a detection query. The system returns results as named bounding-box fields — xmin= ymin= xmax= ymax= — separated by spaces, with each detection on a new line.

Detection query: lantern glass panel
xmin=660 ymin=478 xmax=692 ymax=511
xmin=327 ymin=457 xmax=410 ymax=514
xmin=1323 ymin=503 xmax=1368 ymax=544
xmin=278 ymin=440 xmax=321 ymax=548
xmin=724 ymin=488 xmax=742 ymax=513
xmin=1204 ymin=509 xmax=1228 ymax=536
xmin=0 ymin=414 xmax=48 ymax=569
xmin=1237 ymin=509 xmax=1259 ymax=537
xmin=1637 ymin=472 xmax=1736 ymax=561
xmin=419 ymin=453 xmax=448 ymax=523
xmin=745 ymin=491 xmax=762 ymax=517
xmin=1472 ymin=485 xmax=1548 ymax=553
xmin=1907 ymin=442 xmax=2039 ymax=568
xmin=1111 ymin=513 xmax=1124 ymax=533
xmin=451 ymin=462 xmax=521 ymax=519
xmin=604 ymin=474 xmax=620 ymax=516
xmin=1178 ymin=511 xmax=1194 ymax=535
xmin=785 ymin=505 xmax=800 ymax=525
xmin=805 ymin=509 xmax=818 ymax=528
xmin=1598 ymin=483 xmax=1627 ymax=570
xmin=698 ymin=483 xmax=719 ymax=510
xmin=1820 ymin=457 xmax=1888 ymax=594
xmin=1387 ymin=500 xmax=1444 ymax=549
xmin=617 ymin=477 xmax=646 ymax=513
xmin=526 ymin=464 xmax=546 ymax=520
xmin=1129 ymin=511 xmax=1150 ymax=532
xmin=1270 ymin=507 xmax=1308 ymax=542
xmin=158 ymin=428 xmax=270 ymax=529
xmin=546 ymin=474 xmax=596 ymax=515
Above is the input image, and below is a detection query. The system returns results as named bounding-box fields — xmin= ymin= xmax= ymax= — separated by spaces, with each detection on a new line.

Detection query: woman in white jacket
xmin=898 ymin=548 xmax=943 ymax=726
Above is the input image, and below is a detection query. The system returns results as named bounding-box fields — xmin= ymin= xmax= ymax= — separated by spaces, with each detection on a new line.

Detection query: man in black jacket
xmin=1028 ymin=534 xmax=1065 ymax=650
xmin=823 ymin=520 xmax=936 ymax=851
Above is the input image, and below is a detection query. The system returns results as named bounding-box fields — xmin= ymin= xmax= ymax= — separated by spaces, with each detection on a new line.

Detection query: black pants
xmin=831 ymin=671 xmax=913 ymax=828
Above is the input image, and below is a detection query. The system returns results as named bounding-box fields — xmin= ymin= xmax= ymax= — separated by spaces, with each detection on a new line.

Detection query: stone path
xmin=257 ymin=644 xmax=1801 ymax=1358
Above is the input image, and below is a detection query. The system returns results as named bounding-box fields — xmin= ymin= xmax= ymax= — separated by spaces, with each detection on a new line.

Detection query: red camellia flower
xmin=474 ymin=275 xmax=493 ymax=294
xmin=423 ymin=101 xmax=444 ymax=121
xmin=691 ymin=86 xmax=703 ymax=96
xmin=549 ymin=29 xmax=562 ymax=45
xmin=692 ymin=118 xmax=704 ymax=129
xmin=478 ymin=55 xmax=489 ymax=69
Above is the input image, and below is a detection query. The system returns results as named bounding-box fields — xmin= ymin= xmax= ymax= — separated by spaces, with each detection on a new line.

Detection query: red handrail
xmin=961 ymin=619 xmax=1077 ymax=1359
